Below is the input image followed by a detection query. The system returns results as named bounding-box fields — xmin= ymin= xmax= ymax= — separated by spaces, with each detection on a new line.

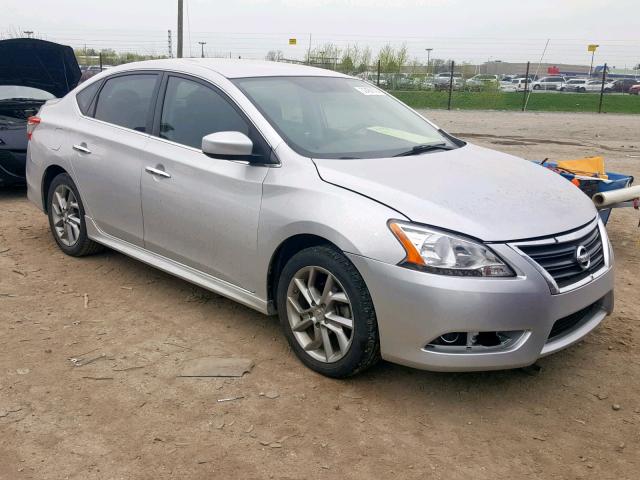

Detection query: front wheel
xmin=47 ymin=173 xmax=104 ymax=257
xmin=277 ymin=245 xmax=380 ymax=378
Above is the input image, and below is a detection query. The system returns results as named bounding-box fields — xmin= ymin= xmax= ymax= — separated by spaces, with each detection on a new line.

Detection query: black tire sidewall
xmin=276 ymin=246 xmax=379 ymax=378
xmin=47 ymin=173 xmax=90 ymax=256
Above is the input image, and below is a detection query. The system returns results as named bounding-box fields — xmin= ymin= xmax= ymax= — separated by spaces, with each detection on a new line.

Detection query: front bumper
xmin=346 ymin=234 xmax=614 ymax=372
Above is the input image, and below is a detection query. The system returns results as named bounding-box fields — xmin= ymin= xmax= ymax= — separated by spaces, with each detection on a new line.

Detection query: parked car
xmin=566 ymin=80 xmax=615 ymax=93
xmin=434 ymin=72 xmax=463 ymax=90
xmin=531 ymin=76 xmax=567 ymax=90
xmin=26 ymin=59 xmax=614 ymax=377
xmin=0 ymin=38 xmax=80 ymax=186
xmin=629 ymin=84 xmax=640 ymax=95
xmin=609 ymin=78 xmax=640 ymax=93
xmin=500 ymin=82 xmax=517 ymax=92
xmin=563 ymin=78 xmax=590 ymax=92
xmin=511 ymin=78 xmax=532 ymax=92
xmin=466 ymin=74 xmax=499 ymax=90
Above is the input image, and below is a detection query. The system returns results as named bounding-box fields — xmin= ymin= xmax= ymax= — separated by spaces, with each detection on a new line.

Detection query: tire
xmin=276 ymin=245 xmax=380 ymax=378
xmin=533 ymin=84 xmax=540 ymax=90
xmin=47 ymin=173 xmax=104 ymax=257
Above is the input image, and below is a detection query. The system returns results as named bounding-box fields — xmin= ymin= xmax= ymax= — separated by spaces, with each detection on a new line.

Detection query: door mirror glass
xmin=202 ymin=131 xmax=253 ymax=158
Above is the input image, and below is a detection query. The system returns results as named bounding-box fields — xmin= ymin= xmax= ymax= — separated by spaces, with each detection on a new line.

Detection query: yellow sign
xmin=587 ymin=44 xmax=599 ymax=52
xmin=289 ymin=38 xmax=297 ymax=45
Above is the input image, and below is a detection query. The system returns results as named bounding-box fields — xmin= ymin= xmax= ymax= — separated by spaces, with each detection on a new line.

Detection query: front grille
xmin=548 ymin=301 xmax=598 ymax=340
xmin=518 ymin=225 xmax=605 ymax=289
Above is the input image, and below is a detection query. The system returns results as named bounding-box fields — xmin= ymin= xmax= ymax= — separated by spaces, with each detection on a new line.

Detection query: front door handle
xmin=145 ymin=166 xmax=171 ymax=178
xmin=72 ymin=144 xmax=91 ymax=154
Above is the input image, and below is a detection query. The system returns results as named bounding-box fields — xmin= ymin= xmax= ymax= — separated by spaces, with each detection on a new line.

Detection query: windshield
xmin=0 ymin=85 xmax=55 ymax=102
xmin=233 ymin=76 xmax=456 ymax=159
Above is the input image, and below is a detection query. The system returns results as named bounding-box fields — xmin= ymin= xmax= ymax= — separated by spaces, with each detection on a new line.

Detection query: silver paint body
xmin=26 ymin=59 xmax=614 ymax=371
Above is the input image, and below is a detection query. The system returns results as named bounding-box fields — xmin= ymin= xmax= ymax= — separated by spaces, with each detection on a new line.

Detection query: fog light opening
xmin=440 ymin=333 xmax=461 ymax=344
xmin=425 ymin=330 xmax=525 ymax=351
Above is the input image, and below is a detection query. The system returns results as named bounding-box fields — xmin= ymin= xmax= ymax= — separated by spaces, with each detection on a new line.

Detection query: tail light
xmin=27 ymin=116 xmax=41 ymax=141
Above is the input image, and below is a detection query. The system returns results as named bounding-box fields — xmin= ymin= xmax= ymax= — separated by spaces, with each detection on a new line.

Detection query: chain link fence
xmin=282 ymin=58 xmax=640 ymax=114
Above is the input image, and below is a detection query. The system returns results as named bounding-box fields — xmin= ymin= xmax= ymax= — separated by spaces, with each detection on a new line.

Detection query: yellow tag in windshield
xmin=367 ymin=126 xmax=438 ymax=144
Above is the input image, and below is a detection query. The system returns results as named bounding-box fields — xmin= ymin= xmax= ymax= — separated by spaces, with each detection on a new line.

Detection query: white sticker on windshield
xmin=354 ymin=86 xmax=384 ymax=96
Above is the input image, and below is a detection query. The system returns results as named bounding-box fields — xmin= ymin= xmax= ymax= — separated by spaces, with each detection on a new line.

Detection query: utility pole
xmin=168 ymin=30 xmax=173 ymax=58
xmin=177 ymin=0 xmax=184 ymax=58
xmin=199 ymin=41 xmax=206 ymax=58
xmin=23 ymin=30 xmax=34 ymax=38
xmin=425 ymin=48 xmax=433 ymax=76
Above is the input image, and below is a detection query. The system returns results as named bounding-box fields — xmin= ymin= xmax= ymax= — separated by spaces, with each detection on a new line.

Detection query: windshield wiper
xmin=393 ymin=143 xmax=453 ymax=157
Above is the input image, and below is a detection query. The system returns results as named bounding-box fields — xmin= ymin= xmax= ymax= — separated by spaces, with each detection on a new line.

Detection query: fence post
xmin=447 ymin=61 xmax=455 ymax=110
xmin=598 ymin=63 xmax=607 ymax=114
xmin=522 ymin=61 xmax=530 ymax=111
xmin=99 ymin=52 xmax=103 ymax=72
xmin=377 ymin=60 xmax=381 ymax=87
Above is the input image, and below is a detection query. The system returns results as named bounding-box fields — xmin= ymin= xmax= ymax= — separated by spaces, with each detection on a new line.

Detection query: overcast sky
xmin=3 ymin=0 xmax=639 ymax=67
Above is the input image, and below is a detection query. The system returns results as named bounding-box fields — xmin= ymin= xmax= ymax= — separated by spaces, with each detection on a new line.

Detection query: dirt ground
xmin=1 ymin=110 xmax=639 ymax=480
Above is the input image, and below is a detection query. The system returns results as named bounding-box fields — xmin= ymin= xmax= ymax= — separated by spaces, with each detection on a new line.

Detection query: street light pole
xmin=177 ymin=0 xmax=184 ymax=58
xmin=198 ymin=41 xmax=206 ymax=58
xmin=425 ymin=48 xmax=433 ymax=76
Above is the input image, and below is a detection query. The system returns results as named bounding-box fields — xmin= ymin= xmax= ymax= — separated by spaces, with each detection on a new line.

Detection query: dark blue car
xmin=0 ymin=38 xmax=80 ymax=186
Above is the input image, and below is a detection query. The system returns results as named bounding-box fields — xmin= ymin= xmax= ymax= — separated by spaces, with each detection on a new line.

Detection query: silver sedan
xmin=26 ymin=59 xmax=614 ymax=377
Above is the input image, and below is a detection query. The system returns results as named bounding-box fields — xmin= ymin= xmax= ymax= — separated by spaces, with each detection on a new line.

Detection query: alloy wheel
xmin=50 ymin=185 xmax=81 ymax=247
xmin=286 ymin=266 xmax=354 ymax=363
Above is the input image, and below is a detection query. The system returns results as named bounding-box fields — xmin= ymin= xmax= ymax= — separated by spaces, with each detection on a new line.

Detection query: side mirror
xmin=202 ymin=131 xmax=253 ymax=159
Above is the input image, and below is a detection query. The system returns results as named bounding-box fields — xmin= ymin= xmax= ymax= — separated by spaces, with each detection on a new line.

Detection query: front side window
xmin=234 ymin=76 xmax=455 ymax=159
xmin=159 ymin=76 xmax=249 ymax=149
xmin=94 ymin=74 xmax=157 ymax=132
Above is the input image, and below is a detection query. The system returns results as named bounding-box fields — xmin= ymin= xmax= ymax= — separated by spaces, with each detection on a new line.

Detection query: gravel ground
xmin=1 ymin=110 xmax=639 ymax=480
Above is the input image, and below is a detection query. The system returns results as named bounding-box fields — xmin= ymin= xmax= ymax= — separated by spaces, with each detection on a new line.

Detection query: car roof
xmin=102 ymin=58 xmax=350 ymax=79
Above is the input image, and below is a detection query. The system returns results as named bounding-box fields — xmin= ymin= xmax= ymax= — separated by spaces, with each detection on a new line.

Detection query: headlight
xmin=389 ymin=221 xmax=515 ymax=277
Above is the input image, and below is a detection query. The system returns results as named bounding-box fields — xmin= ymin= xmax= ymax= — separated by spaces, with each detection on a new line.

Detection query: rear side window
xmin=159 ymin=76 xmax=249 ymax=149
xmin=76 ymin=81 xmax=101 ymax=115
xmin=94 ymin=74 xmax=157 ymax=132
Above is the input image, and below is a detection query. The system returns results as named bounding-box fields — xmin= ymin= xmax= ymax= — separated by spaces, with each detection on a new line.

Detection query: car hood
xmin=0 ymin=39 xmax=81 ymax=98
xmin=313 ymin=143 xmax=596 ymax=242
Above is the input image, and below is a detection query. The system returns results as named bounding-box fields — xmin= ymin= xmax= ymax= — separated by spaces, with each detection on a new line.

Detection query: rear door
xmin=140 ymin=74 xmax=271 ymax=290
xmin=69 ymin=72 xmax=161 ymax=246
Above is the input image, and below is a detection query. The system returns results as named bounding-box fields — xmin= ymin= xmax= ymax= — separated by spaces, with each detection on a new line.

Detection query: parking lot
xmin=1 ymin=110 xmax=639 ymax=479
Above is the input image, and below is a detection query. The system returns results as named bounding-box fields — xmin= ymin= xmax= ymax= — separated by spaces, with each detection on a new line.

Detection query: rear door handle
xmin=72 ymin=144 xmax=91 ymax=154
xmin=145 ymin=166 xmax=171 ymax=178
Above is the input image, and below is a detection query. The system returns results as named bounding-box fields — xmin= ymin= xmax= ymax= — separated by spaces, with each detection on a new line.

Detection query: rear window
xmin=94 ymin=74 xmax=158 ymax=132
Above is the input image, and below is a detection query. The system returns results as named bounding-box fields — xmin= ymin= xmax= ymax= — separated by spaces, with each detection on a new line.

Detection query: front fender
xmin=254 ymin=154 xmax=408 ymax=300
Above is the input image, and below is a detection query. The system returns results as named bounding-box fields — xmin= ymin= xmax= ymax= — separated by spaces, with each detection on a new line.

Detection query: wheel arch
xmin=41 ymin=164 xmax=69 ymax=213
xmin=266 ymin=233 xmax=343 ymax=313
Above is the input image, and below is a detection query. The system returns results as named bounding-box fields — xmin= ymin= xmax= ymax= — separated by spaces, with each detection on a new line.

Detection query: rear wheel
xmin=47 ymin=173 xmax=104 ymax=257
xmin=277 ymin=245 xmax=380 ymax=378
